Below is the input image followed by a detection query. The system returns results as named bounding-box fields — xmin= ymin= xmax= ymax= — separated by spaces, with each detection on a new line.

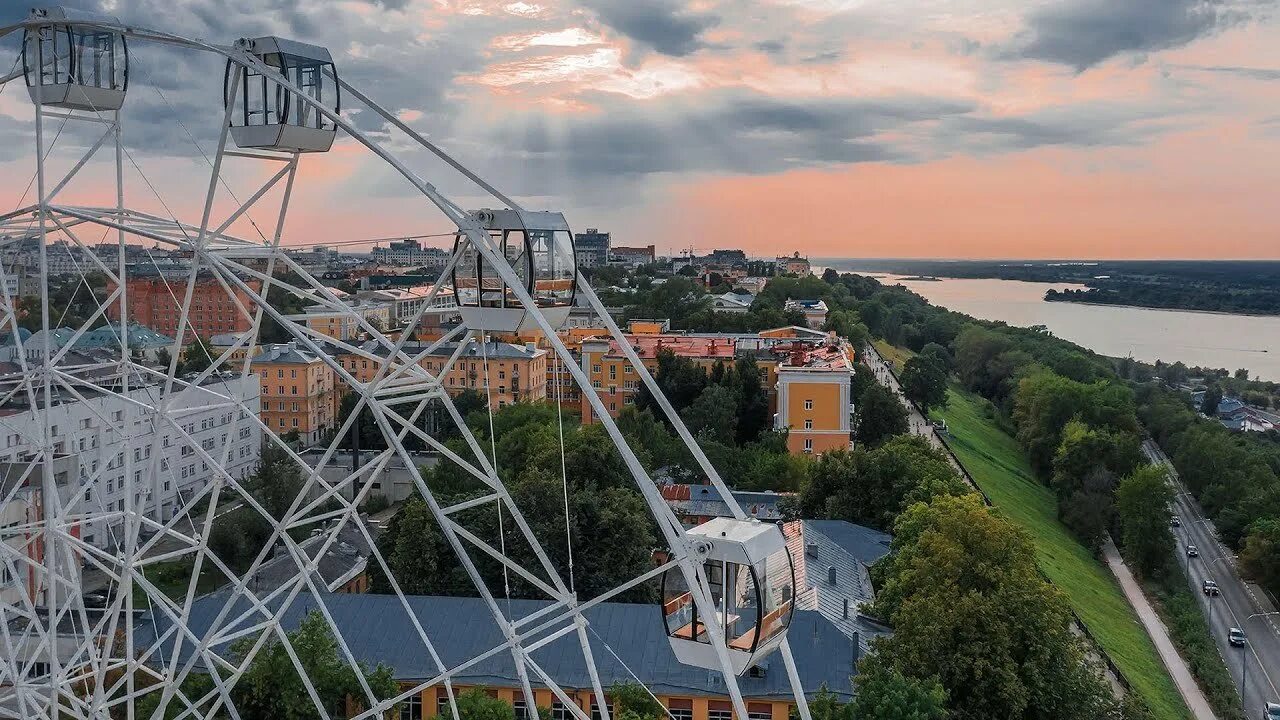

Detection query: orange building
xmin=578 ymin=334 xmax=739 ymax=422
xmin=334 ymin=339 xmax=547 ymax=411
xmin=249 ymin=342 xmax=340 ymax=445
xmin=107 ymin=274 xmax=262 ymax=343
xmin=774 ymin=341 xmax=855 ymax=455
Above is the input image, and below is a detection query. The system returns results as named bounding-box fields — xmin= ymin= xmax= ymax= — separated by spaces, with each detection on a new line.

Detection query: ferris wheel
xmin=0 ymin=7 xmax=817 ymax=720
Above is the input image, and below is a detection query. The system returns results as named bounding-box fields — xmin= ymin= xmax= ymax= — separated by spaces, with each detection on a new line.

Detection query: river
xmin=830 ymin=269 xmax=1280 ymax=381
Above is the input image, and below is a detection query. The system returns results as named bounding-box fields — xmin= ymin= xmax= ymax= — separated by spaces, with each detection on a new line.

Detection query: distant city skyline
xmin=2 ymin=1 xmax=1278 ymax=260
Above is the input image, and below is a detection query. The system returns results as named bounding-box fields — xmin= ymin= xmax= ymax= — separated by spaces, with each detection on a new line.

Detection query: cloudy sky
xmin=2 ymin=0 xmax=1278 ymax=259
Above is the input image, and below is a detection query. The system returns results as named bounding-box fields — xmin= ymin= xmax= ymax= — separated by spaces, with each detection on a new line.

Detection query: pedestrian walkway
xmin=1104 ymin=540 xmax=1219 ymax=720
xmin=862 ymin=342 xmax=1216 ymax=718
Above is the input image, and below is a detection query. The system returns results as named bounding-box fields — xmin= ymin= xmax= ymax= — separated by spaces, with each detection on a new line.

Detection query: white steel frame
xmin=0 ymin=11 xmax=816 ymax=720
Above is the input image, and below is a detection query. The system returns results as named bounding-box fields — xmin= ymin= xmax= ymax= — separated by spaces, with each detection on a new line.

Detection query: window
xmin=590 ymin=702 xmax=614 ymax=720
xmin=803 ymin=438 xmax=813 ymax=453
xmin=552 ymin=703 xmax=577 ymax=720
xmin=804 ymin=419 xmax=813 ymax=430
xmin=609 ymin=366 xmax=616 ymax=380
xmin=804 ymin=399 xmax=813 ymax=410
xmin=592 ymin=364 xmax=602 ymax=374
xmin=667 ymin=700 xmax=693 ymax=720
xmin=437 ymin=696 xmax=452 ymax=718
xmin=399 ymin=694 xmax=422 ymax=720
xmin=747 ymin=704 xmax=772 ymax=720
xmin=707 ymin=702 xmax=733 ymax=720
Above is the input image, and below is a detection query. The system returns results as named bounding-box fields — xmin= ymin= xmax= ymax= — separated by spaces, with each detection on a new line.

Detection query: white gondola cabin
xmin=23 ymin=7 xmax=128 ymax=112
xmin=224 ymin=36 xmax=338 ymax=153
xmin=662 ymin=518 xmax=795 ymax=675
xmin=451 ymin=209 xmax=577 ymax=332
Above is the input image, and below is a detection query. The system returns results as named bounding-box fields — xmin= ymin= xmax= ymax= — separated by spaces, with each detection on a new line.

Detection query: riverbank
xmin=1043 ymin=295 xmax=1280 ymax=319
xmin=934 ymin=387 xmax=1192 ymax=720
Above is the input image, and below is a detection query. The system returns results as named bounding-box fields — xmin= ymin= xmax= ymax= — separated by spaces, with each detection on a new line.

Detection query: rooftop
xmin=353 ymin=339 xmax=545 ymax=361
xmin=248 ymin=341 xmax=329 ymax=365
xmin=138 ymin=592 xmax=860 ymax=700
xmin=590 ymin=334 xmax=739 ymax=361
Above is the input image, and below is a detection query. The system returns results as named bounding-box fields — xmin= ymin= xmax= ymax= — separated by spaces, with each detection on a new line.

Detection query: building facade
xmin=371 ymin=239 xmax=450 ymax=269
xmin=0 ymin=376 xmax=261 ymax=550
xmin=249 ymin=342 xmax=341 ymax=445
xmin=335 ymin=339 xmax=548 ymax=411
xmin=573 ymin=229 xmax=611 ymax=269
xmin=609 ymin=245 xmax=656 ymax=268
xmin=774 ymin=342 xmax=854 ymax=455
xmin=302 ymin=300 xmax=394 ymax=341
xmin=106 ymin=275 xmax=263 ymax=343
xmin=775 ymin=253 xmax=811 ymax=276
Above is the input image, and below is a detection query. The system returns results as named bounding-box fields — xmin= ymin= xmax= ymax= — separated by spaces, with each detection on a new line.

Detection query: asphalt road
xmin=1145 ymin=440 xmax=1280 ymax=718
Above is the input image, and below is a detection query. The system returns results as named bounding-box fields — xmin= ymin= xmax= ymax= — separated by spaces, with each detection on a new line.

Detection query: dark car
xmin=1186 ymin=545 xmax=1199 ymax=558
xmin=1171 ymin=515 xmax=1182 ymax=527
xmin=1228 ymin=627 xmax=1246 ymax=647
xmin=1202 ymin=580 xmax=1220 ymax=596
xmin=81 ymin=590 xmax=109 ymax=608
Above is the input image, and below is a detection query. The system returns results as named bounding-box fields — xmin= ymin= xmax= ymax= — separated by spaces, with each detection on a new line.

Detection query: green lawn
xmin=131 ymin=558 xmax=225 ymax=606
xmin=935 ymin=387 xmax=1191 ymax=720
xmin=872 ymin=339 xmax=914 ymax=369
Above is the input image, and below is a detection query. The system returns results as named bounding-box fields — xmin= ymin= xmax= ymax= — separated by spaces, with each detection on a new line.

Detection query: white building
xmin=370 ymin=239 xmax=449 ymax=268
xmin=357 ymin=285 xmax=458 ymax=325
xmin=0 ymin=376 xmax=261 ymax=551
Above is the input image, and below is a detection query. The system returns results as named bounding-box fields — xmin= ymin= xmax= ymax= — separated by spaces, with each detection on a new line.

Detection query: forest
xmin=823 ymin=259 xmax=1280 ymax=315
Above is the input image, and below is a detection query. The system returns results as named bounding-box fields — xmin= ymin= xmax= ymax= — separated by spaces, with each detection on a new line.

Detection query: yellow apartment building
xmin=773 ymin=341 xmax=855 ymax=455
xmin=334 ymin=339 xmax=548 ymax=411
xmin=248 ymin=342 xmax=340 ymax=445
xmin=302 ymin=300 xmax=394 ymax=341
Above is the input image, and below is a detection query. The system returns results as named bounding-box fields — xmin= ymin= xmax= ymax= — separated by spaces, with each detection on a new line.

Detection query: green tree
xmin=610 ymin=681 xmax=664 ymax=719
xmin=919 ymin=342 xmax=952 ymax=371
xmin=899 ymin=355 xmax=948 ymax=413
xmin=1239 ymin=518 xmax=1280 ymax=599
xmin=681 ymin=384 xmax=739 ymax=445
xmin=1200 ymin=385 xmax=1223 ymax=415
xmin=443 ymin=689 xmax=517 ymax=720
xmin=855 ymin=384 xmax=909 ymax=448
xmin=638 ymin=349 xmax=707 ymax=415
xmin=231 ymin=610 xmax=398 ymax=720
xmin=371 ymin=497 xmax=442 ymax=595
xmin=181 ymin=339 xmax=213 ymax=374
xmin=1116 ymin=465 xmax=1175 ymax=577
xmin=872 ymin=494 xmax=1117 ymax=720
xmin=803 ymin=687 xmax=854 ymax=720
xmin=851 ymin=656 xmax=946 ymax=720
xmin=792 ymin=437 xmax=966 ymax=530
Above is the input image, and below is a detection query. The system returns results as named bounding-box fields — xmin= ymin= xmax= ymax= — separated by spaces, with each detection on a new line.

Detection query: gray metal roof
xmin=360 ymin=339 xmax=543 ymax=361
xmin=246 ymin=342 xmax=326 ymax=366
xmin=792 ymin=521 xmax=892 ymax=650
xmin=137 ymin=593 xmax=859 ymax=700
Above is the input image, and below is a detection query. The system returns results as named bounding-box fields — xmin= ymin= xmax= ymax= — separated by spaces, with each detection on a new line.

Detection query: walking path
xmin=862 ymin=342 xmax=1216 ymax=719
xmin=1104 ymin=540 xmax=1218 ymax=720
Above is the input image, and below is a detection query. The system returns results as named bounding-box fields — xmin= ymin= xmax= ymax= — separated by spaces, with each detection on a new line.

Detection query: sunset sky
xmin=2 ymin=0 xmax=1279 ymax=259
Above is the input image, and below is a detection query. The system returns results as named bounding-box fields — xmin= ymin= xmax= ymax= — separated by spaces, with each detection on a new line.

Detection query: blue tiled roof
xmin=804 ymin=520 xmax=892 ymax=566
xmin=136 ymin=593 xmax=859 ymax=701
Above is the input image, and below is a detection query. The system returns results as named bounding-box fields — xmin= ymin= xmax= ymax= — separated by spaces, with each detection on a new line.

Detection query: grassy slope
xmin=935 ymin=387 xmax=1191 ymax=720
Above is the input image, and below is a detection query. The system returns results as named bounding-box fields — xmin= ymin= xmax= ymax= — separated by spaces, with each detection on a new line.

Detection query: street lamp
xmin=1240 ymin=612 xmax=1280 ymax=713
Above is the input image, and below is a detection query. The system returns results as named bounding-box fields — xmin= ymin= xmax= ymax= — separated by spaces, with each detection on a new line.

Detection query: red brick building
xmin=107 ymin=275 xmax=262 ymax=342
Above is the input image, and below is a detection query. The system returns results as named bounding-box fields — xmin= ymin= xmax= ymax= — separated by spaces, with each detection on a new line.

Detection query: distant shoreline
xmin=1042 ymin=296 xmax=1280 ymax=319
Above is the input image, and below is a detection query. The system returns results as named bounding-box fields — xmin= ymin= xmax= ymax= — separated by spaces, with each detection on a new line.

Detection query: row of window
xmin=399 ymin=696 xmax=767 ymax=720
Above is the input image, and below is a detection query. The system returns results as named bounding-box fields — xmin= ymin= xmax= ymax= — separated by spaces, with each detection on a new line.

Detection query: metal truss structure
xmin=0 ymin=9 xmax=815 ymax=720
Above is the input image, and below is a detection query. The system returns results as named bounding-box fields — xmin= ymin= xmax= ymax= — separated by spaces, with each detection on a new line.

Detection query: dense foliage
xmin=870 ymin=494 xmax=1122 ymax=720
